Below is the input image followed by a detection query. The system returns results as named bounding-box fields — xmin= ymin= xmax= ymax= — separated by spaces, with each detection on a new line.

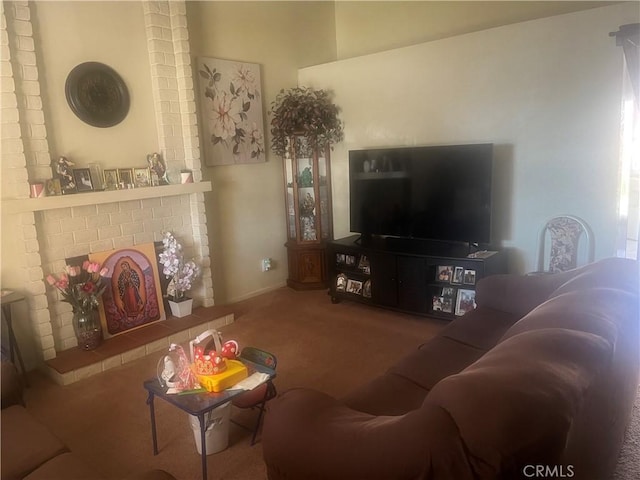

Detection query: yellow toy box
xmin=193 ymin=359 xmax=248 ymax=392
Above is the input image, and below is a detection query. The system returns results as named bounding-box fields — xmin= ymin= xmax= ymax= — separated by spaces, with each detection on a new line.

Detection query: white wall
xmin=300 ymin=3 xmax=639 ymax=272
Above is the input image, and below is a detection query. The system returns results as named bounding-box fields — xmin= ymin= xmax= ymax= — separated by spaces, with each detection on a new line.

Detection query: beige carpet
xmin=21 ymin=287 xmax=639 ymax=479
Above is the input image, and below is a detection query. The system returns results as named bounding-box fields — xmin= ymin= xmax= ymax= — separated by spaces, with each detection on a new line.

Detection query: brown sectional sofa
xmin=1 ymin=361 xmax=176 ymax=480
xmin=263 ymin=257 xmax=639 ymax=480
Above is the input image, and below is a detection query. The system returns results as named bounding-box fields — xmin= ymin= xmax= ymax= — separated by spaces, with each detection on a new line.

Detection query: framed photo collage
xmin=433 ymin=265 xmax=477 ymax=316
xmin=334 ymin=253 xmax=371 ymax=299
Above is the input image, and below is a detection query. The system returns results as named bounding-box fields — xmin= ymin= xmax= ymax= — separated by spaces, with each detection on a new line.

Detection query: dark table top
xmin=143 ymin=359 xmax=275 ymax=416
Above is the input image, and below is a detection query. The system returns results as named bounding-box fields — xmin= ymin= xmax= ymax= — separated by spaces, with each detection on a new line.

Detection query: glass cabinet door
xmin=283 ymin=135 xmax=332 ymax=245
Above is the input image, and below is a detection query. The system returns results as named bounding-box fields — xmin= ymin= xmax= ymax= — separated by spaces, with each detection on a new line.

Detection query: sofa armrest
xmin=263 ymin=388 xmax=474 ymax=480
xmin=474 ymin=270 xmax=575 ymax=317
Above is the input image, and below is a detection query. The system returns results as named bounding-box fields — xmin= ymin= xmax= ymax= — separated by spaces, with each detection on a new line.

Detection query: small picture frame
xmin=451 ymin=266 xmax=464 ymax=284
xmin=103 ymin=169 xmax=119 ymax=190
xmin=432 ymin=295 xmax=453 ymax=313
xmin=336 ymin=253 xmax=346 ymax=265
xmin=118 ymin=168 xmax=134 ymax=189
xmin=345 ymin=255 xmax=356 ymax=266
xmin=88 ymin=163 xmax=104 ymax=190
xmin=463 ymin=269 xmax=477 ymax=285
xmin=363 ymin=279 xmax=372 ymax=298
xmin=134 ymin=167 xmax=151 ymax=188
xmin=336 ymin=273 xmax=347 ymax=292
xmin=73 ymin=168 xmax=94 ymax=192
xmin=437 ymin=265 xmax=453 ymax=282
xmin=346 ymin=278 xmax=363 ymax=295
xmin=455 ymin=289 xmax=476 ymax=316
xmin=358 ymin=255 xmax=370 ymax=274
xmin=45 ymin=178 xmax=62 ymax=196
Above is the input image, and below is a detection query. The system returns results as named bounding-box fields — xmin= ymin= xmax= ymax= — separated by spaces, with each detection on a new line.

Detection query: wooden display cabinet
xmin=283 ymin=136 xmax=333 ymax=290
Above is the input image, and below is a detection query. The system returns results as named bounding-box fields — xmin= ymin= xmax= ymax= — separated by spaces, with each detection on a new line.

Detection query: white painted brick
xmin=148 ymin=13 xmax=171 ymax=28
xmin=149 ymin=51 xmax=164 ymax=65
xmin=60 ymin=216 xmax=87 ymax=233
xmin=1 ymin=137 xmax=23 ymax=154
xmin=90 ymin=239 xmax=114 ymax=253
xmin=25 ymin=137 xmax=47 ymax=152
xmin=110 ymin=211 xmax=133 ymax=224
xmin=143 ymin=218 xmax=164 ymax=233
xmin=0 ymin=107 xmax=18 ymax=122
xmin=28 ymin=265 xmax=43 ymax=281
xmin=151 ymin=206 xmax=172 ymax=218
xmin=25 ymin=280 xmax=45 ymax=296
xmin=11 ymin=19 xmax=31 ymax=36
xmin=35 ymin=320 xmax=52 ymax=337
xmin=149 ymin=39 xmax=173 ymax=54
xmin=0 ymin=30 xmax=7 ymax=47
xmin=97 ymin=203 xmax=119 ymax=214
xmin=20 ymin=64 xmax=38 ymax=81
xmin=30 ymin=294 xmax=48 ymax=310
xmin=64 ymin=243 xmax=89 ymax=258
xmin=146 ymin=25 xmax=163 ymax=40
xmin=73 ymin=229 xmax=98 ymax=244
xmin=24 ymin=238 xmax=39 ymax=253
xmin=43 ymin=208 xmax=71 ymax=221
xmin=173 ymin=26 xmax=188 ymax=41
xmin=23 ymin=108 xmax=43 ymax=124
xmin=166 ymin=77 xmax=178 ymax=90
xmin=22 ymin=223 xmax=36 ymax=239
xmin=41 ymin=220 xmax=61 ymax=235
xmin=146 ymin=338 xmax=168 ymax=355
xmin=122 ymin=346 xmax=146 ymax=364
xmin=15 ymin=49 xmax=35 ymax=65
xmin=16 ymin=35 xmax=34 ymax=51
xmin=71 ymin=204 xmax=97 ymax=217
xmin=161 ymin=27 xmax=173 ymax=42
xmin=13 ymin=4 xmax=30 ymax=21
xmin=0 ymin=59 xmax=12 ymax=76
xmin=121 ymin=221 xmax=144 ymax=235
xmin=86 ymin=214 xmax=111 ymax=228
xmin=74 ymin=363 xmax=103 ymax=382
xmin=112 ymin=235 xmax=133 ymax=249
xmin=26 ymin=96 xmax=43 ymax=112
xmin=98 ymin=225 xmax=121 ymax=239
xmin=25 ymin=252 xmax=42 ymax=267
xmin=42 ymin=347 xmax=56 ymax=362
xmin=118 ymin=200 xmax=142 ymax=212
xmin=21 ymin=79 xmax=39 ymax=95
xmin=102 ymin=355 xmax=123 ymax=372
xmin=1 ymin=122 xmax=21 ymax=138
xmin=1 ymin=92 xmax=17 ymax=107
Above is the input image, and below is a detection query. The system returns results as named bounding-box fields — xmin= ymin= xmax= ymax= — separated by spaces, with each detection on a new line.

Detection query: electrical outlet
xmin=261 ymin=258 xmax=272 ymax=272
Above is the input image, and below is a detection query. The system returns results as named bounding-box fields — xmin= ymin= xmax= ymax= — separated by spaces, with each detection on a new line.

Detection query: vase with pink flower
xmin=46 ymin=261 xmax=109 ymax=350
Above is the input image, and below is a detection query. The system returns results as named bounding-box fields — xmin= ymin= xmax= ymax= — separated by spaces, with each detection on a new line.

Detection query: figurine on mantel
xmin=147 ymin=152 xmax=169 ymax=186
xmin=53 ymin=156 xmax=76 ymax=194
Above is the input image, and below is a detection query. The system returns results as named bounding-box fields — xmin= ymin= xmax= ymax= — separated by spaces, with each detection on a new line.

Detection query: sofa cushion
xmin=549 ymin=257 xmax=638 ymax=298
xmin=426 ymin=328 xmax=612 ymax=478
xmin=388 ymin=335 xmax=487 ymax=391
xmin=501 ymin=287 xmax=635 ymax=344
xmin=23 ymin=452 xmax=103 ymax=480
xmin=439 ymin=307 xmax=518 ymax=350
xmin=341 ymin=371 xmax=429 ymax=415
xmin=1 ymin=405 xmax=68 ymax=480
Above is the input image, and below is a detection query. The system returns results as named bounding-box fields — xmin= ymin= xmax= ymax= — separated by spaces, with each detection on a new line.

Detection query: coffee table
xmin=143 ymin=359 xmax=276 ymax=480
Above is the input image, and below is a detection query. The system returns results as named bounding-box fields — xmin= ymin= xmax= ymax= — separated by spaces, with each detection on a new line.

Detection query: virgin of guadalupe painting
xmin=89 ymin=243 xmax=165 ymax=337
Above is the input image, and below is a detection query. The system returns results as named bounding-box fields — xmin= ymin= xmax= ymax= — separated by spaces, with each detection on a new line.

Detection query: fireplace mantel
xmin=2 ymin=182 xmax=212 ymax=214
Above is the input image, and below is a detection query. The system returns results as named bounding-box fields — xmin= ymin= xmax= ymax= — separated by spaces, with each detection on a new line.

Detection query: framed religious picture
xmin=103 ymin=169 xmax=119 ymax=190
xmin=73 ymin=168 xmax=94 ymax=192
xmin=89 ymin=242 xmax=166 ymax=338
xmin=118 ymin=168 xmax=134 ymax=189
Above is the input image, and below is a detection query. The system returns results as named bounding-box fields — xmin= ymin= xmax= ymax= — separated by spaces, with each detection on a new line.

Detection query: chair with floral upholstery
xmin=536 ymin=215 xmax=594 ymax=273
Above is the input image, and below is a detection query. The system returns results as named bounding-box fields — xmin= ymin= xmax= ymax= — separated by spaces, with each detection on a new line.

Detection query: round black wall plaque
xmin=65 ymin=62 xmax=130 ymax=128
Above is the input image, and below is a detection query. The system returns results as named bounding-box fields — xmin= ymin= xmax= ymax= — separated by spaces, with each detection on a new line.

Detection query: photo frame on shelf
xmin=463 ymin=269 xmax=477 ymax=285
xmin=363 ymin=279 xmax=372 ymax=298
xmin=455 ymin=289 xmax=476 ymax=316
xmin=346 ymin=278 xmax=363 ymax=295
xmin=432 ymin=294 xmax=453 ymax=313
xmin=73 ymin=168 xmax=94 ymax=192
xmin=437 ymin=265 xmax=453 ymax=282
xmin=45 ymin=178 xmax=62 ymax=196
xmin=133 ymin=167 xmax=151 ymax=188
xmin=336 ymin=273 xmax=347 ymax=292
xmin=358 ymin=255 xmax=370 ymax=274
xmin=336 ymin=253 xmax=346 ymax=265
xmin=451 ymin=266 xmax=464 ymax=284
xmin=118 ymin=168 xmax=134 ymax=189
xmin=103 ymin=169 xmax=119 ymax=190
xmin=88 ymin=163 xmax=104 ymax=191
xmin=345 ymin=255 xmax=356 ymax=266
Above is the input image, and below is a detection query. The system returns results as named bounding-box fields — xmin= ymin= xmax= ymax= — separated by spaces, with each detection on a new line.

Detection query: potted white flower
xmin=158 ymin=231 xmax=201 ymax=317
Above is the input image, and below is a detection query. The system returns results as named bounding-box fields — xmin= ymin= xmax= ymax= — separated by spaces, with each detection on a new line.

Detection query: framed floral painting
xmin=89 ymin=243 xmax=166 ymax=337
xmin=196 ymin=56 xmax=265 ymax=166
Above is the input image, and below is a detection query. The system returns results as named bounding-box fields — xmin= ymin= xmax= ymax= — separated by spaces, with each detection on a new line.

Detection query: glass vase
xmin=73 ymin=309 xmax=103 ymax=351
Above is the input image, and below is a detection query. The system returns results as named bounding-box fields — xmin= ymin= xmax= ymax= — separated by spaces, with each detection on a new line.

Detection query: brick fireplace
xmin=1 ymin=0 xmax=217 ymax=380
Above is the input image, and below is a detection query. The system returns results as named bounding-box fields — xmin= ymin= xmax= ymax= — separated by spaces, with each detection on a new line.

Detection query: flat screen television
xmin=349 ymin=143 xmax=493 ymax=245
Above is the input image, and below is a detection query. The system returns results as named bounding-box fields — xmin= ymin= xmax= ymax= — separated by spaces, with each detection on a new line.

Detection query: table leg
xmin=1 ymin=305 xmax=28 ymax=387
xmin=146 ymin=391 xmax=158 ymax=455
xmin=198 ymin=414 xmax=208 ymax=480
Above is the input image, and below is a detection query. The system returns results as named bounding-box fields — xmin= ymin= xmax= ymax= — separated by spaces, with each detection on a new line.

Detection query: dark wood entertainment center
xmin=327 ymin=235 xmax=507 ymax=320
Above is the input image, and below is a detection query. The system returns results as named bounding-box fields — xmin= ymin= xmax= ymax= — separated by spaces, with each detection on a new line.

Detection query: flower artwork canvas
xmin=197 ymin=56 xmax=265 ymax=166
xmin=89 ymin=243 xmax=166 ymax=338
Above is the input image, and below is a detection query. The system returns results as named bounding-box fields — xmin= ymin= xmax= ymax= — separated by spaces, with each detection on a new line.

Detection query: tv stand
xmin=328 ymin=235 xmax=507 ymax=320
